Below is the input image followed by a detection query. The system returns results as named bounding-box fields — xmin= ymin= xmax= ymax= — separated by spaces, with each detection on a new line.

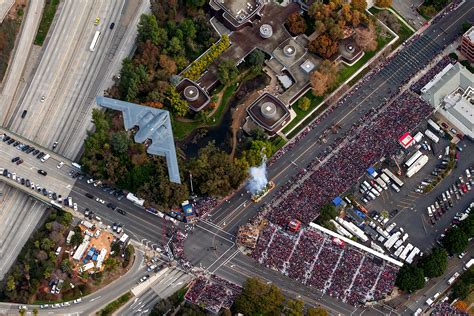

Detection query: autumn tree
xmin=165 ymin=87 xmax=188 ymax=117
xmin=234 ymin=278 xmax=285 ymax=315
xmin=351 ymin=0 xmax=367 ymax=11
xmin=375 ymin=0 xmax=392 ymax=8
xmin=310 ymin=60 xmax=338 ymax=96
xmin=354 ymin=25 xmax=377 ymax=52
xmin=311 ymin=71 xmax=329 ymax=97
xmin=297 ymin=96 xmax=311 ymax=112
xmin=309 ymin=35 xmax=338 ymax=59
xmin=287 ymin=12 xmax=307 ymax=35
xmin=307 ymin=307 xmax=329 ymax=316
xmin=159 ymin=54 xmax=177 ymax=75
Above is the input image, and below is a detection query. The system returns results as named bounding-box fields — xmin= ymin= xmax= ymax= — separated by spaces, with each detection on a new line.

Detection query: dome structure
xmin=283 ymin=45 xmax=296 ymax=57
xmin=261 ymin=101 xmax=277 ymax=119
xmin=259 ymin=24 xmax=273 ymax=39
xmin=184 ymin=86 xmax=199 ymax=101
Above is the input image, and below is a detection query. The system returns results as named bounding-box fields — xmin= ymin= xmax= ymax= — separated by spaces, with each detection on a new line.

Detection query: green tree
xmin=459 ymin=212 xmax=474 ymax=238
xmin=70 ymin=228 xmax=84 ymax=247
xmin=111 ymin=131 xmax=130 ymax=154
xmin=420 ymin=247 xmax=447 ymax=278
xmin=41 ymin=238 xmax=53 ymax=251
xmin=217 ymin=59 xmax=239 ymax=84
xmin=395 ymin=264 xmax=425 ymax=293
xmin=234 ymin=278 xmax=285 ymax=315
xmin=297 ymin=96 xmax=311 ymax=112
xmin=137 ymin=14 xmax=162 ymax=45
xmin=166 ymin=87 xmax=188 ymax=117
xmin=6 ymin=275 xmax=15 ymax=292
xmin=247 ymin=49 xmax=266 ymax=66
xmin=119 ymin=58 xmax=147 ymax=102
xmin=317 ymin=204 xmax=338 ymax=226
xmin=61 ymin=259 xmax=73 ymax=273
xmin=442 ymin=226 xmax=468 ymax=254
xmin=307 ymin=307 xmax=329 ymax=316
xmin=241 ymin=140 xmax=273 ymax=167
xmin=285 ymin=299 xmax=304 ymax=316
xmin=104 ymin=257 xmax=120 ymax=272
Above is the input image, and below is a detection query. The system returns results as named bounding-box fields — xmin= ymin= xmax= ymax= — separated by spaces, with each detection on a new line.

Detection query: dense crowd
xmin=184 ymin=275 xmax=242 ymax=314
xmin=192 ymin=197 xmax=218 ymax=217
xmin=430 ymin=302 xmax=469 ymax=316
xmin=267 ymin=92 xmax=432 ymax=226
xmin=411 ymin=56 xmax=457 ymax=94
xmin=251 ymin=223 xmax=399 ymax=306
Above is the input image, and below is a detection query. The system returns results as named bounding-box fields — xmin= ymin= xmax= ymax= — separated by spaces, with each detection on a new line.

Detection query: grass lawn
xmin=34 ymin=0 xmax=60 ymax=46
xmin=369 ymin=7 xmax=415 ymax=48
xmin=271 ymin=136 xmax=287 ymax=152
xmin=97 ymin=292 xmax=132 ymax=316
xmin=282 ymin=92 xmax=323 ymax=134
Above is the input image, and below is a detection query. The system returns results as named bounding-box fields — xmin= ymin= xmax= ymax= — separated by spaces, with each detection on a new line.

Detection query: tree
xmin=6 ymin=275 xmax=15 ymax=292
xmin=104 ymin=257 xmax=120 ymax=271
xmin=234 ymin=278 xmax=285 ymax=315
xmin=308 ymin=35 xmax=338 ymax=59
xmin=241 ymin=140 xmax=273 ymax=167
xmin=451 ymin=267 xmax=473 ymax=300
xmin=317 ymin=204 xmax=338 ymax=226
xmin=375 ymin=0 xmax=392 ymax=8
xmin=376 ymin=11 xmax=400 ymax=33
xmin=166 ymin=87 xmax=189 ymax=117
xmin=247 ymin=49 xmax=266 ymax=67
xmin=310 ymin=71 xmax=329 ymax=97
xmin=285 ymin=299 xmax=304 ymax=316
xmin=459 ymin=213 xmax=474 ymax=238
xmin=61 ymin=259 xmax=73 ymax=273
xmin=297 ymin=96 xmax=311 ymax=112
xmin=287 ymin=12 xmax=307 ymax=35
xmin=217 ymin=59 xmax=239 ymax=84
xmin=307 ymin=307 xmax=329 ymax=316
xmin=159 ymin=54 xmax=177 ymax=75
xmin=395 ymin=264 xmax=425 ymax=293
xmin=351 ymin=0 xmax=367 ymax=11
xmin=354 ymin=25 xmax=377 ymax=52
xmin=119 ymin=58 xmax=147 ymax=102
xmin=111 ymin=131 xmax=130 ymax=155
xmin=70 ymin=226 xmax=84 ymax=247
xmin=442 ymin=226 xmax=468 ymax=254
xmin=186 ymin=0 xmax=206 ymax=8
xmin=420 ymin=247 xmax=447 ymax=278
xmin=137 ymin=14 xmax=162 ymax=45
xmin=41 ymin=238 xmax=53 ymax=251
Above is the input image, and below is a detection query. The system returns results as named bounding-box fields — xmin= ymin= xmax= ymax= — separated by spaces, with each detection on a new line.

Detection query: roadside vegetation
xmin=97 ymin=292 xmax=132 ymax=316
xmin=0 ymin=208 xmax=133 ymax=304
xmin=418 ymin=0 xmax=452 ymax=18
xmin=34 ymin=0 xmax=60 ymax=46
xmin=0 ymin=4 xmax=25 ymax=82
xmin=395 ymin=209 xmax=474 ymax=293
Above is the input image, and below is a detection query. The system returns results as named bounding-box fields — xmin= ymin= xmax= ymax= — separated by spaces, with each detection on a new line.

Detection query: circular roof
xmin=184 ymin=86 xmax=199 ymax=101
xmin=259 ymin=24 xmax=273 ymax=38
xmin=283 ymin=45 xmax=296 ymax=57
xmin=261 ymin=101 xmax=277 ymax=119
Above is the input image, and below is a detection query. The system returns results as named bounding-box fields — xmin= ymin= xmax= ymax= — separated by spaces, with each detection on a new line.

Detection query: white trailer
xmin=465 ymin=259 xmax=474 ymax=270
xmin=380 ymin=173 xmax=391 ymax=185
xmin=400 ymin=243 xmax=414 ymax=261
xmin=375 ymin=177 xmax=388 ymax=190
xmin=383 ymin=232 xmax=400 ymax=249
xmin=424 ymin=129 xmax=439 ymax=143
xmin=413 ymin=132 xmax=424 ymax=143
xmin=427 ymin=119 xmax=441 ymax=133
xmin=80 ymin=262 xmax=95 ymax=273
xmin=406 ymin=155 xmax=429 ymax=178
xmin=406 ymin=247 xmax=420 ymax=264
xmin=126 ymin=193 xmax=145 ymax=207
xmin=330 ymin=220 xmax=353 ymax=239
xmin=394 ymin=245 xmax=405 ymax=258
xmin=405 ymin=150 xmax=423 ymax=168
xmin=336 ymin=218 xmax=368 ymax=242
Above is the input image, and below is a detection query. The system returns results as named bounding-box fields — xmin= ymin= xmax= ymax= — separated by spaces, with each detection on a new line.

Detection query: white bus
xmin=382 ymin=168 xmax=404 ymax=187
xmin=89 ymin=31 xmax=101 ymax=52
xmin=427 ymin=119 xmax=441 ymax=133
xmin=405 ymin=150 xmax=422 ymax=168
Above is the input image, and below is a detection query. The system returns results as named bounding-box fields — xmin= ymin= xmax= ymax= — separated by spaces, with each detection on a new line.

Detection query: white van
xmin=55 ymin=247 xmax=62 ymax=256
xmin=40 ymin=154 xmax=50 ymax=163
xmin=391 ymin=183 xmax=400 ymax=192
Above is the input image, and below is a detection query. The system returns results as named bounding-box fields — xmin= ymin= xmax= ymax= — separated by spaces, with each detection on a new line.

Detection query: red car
xmin=16 ymin=159 xmax=23 ymax=165
xmin=462 ymin=184 xmax=468 ymax=193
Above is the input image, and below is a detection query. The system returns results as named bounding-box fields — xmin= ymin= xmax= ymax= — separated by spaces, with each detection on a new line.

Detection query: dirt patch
xmin=6 ymin=0 xmax=26 ymax=20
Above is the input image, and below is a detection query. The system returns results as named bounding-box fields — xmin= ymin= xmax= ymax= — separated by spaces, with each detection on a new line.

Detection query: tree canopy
xmin=395 ymin=264 xmax=425 ymax=293
xmin=217 ymin=59 xmax=239 ymax=84
xmin=233 ymin=278 xmax=286 ymax=315
xmin=420 ymin=247 xmax=448 ymax=278
xmin=442 ymin=226 xmax=468 ymax=255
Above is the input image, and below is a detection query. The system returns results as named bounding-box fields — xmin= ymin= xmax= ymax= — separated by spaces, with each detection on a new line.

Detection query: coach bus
xmin=382 ymin=168 xmax=404 ymax=187
xmin=89 ymin=31 xmax=101 ymax=52
xmin=405 ymin=150 xmax=422 ymax=168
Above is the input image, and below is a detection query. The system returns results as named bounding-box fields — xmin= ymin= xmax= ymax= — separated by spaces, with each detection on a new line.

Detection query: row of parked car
xmin=426 ymin=168 xmax=473 ymax=224
xmin=1 ymin=133 xmax=51 ymax=162
xmin=1 ymin=168 xmax=57 ymax=198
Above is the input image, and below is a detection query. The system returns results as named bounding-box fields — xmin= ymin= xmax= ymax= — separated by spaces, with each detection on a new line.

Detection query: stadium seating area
xmin=251 ymin=223 xmax=399 ymax=306
xmin=185 ymin=275 xmax=242 ymax=313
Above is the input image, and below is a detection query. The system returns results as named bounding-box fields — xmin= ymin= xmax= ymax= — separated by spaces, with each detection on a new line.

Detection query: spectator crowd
xmin=266 ymin=91 xmax=432 ymax=226
xmin=411 ymin=56 xmax=457 ymax=94
xmin=251 ymin=223 xmax=399 ymax=306
xmin=430 ymin=302 xmax=469 ymax=316
xmin=184 ymin=275 xmax=242 ymax=314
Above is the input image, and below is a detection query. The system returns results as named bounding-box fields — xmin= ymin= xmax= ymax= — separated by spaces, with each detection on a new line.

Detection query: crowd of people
xmin=192 ymin=197 xmax=218 ymax=218
xmin=266 ymin=91 xmax=433 ymax=227
xmin=411 ymin=56 xmax=457 ymax=94
xmin=251 ymin=223 xmax=399 ymax=306
xmin=430 ymin=302 xmax=469 ymax=316
xmin=184 ymin=275 xmax=242 ymax=314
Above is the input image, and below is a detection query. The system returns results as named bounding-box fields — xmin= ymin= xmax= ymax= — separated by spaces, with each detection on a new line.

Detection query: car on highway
xmin=25 ymin=179 xmax=30 ymax=187
xmin=116 ymin=224 xmax=123 ymax=234
xmin=138 ymin=274 xmax=150 ymax=283
xmin=11 ymin=157 xmax=20 ymax=163
xmin=112 ymin=223 xmax=118 ymax=231
xmin=84 ymin=208 xmax=90 ymax=217
xmin=40 ymin=154 xmax=50 ymax=162
xmin=40 ymin=95 xmax=45 ymax=102
xmin=87 ymin=178 xmax=94 ymax=184
xmin=106 ymin=203 xmax=116 ymax=210
xmin=117 ymin=208 xmax=126 ymax=215
xmin=110 ymin=22 xmax=115 ymax=29
xmin=94 ymin=180 xmax=102 ymax=187
xmin=57 ymin=161 xmax=64 ymax=169
xmin=21 ymin=145 xmax=30 ymax=152
xmin=94 ymin=17 xmax=100 ymax=25
xmin=52 ymin=141 xmax=58 ymax=149
xmin=21 ymin=110 xmax=27 ymax=118
xmin=96 ymin=197 xmax=105 ymax=204
xmin=37 ymin=152 xmax=45 ymax=159
xmin=85 ymin=193 xmax=94 ymax=199
xmin=16 ymin=159 xmax=23 ymax=165
xmin=52 ymin=192 xmax=57 ymax=200
xmin=32 ymin=149 xmax=39 ymax=155
xmin=38 ymin=169 xmax=47 ymax=176
xmin=73 ymin=298 xmax=82 ymax=304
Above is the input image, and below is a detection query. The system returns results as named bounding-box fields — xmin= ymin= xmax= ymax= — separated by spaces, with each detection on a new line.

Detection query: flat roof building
xmin=175 ymin=78 xmax=211 ymax=112
xmin=460 ymin=26 xmax=474 ymax=63
xmin=209 ymin=0 xmax=263 ymax=31
xmin=421 ymin=63 xmax=474 ymax=140
xmin=246 ymin=93 xmax=290 ymax=134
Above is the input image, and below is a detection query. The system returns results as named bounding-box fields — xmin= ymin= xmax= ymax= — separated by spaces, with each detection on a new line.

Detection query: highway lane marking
xmin=210 ymin=249 xmax=240 ymax=274
xmin=215 ymin=201 xmax=248 ymax=226
xmin=198 ymin=219 xmax=236 ymax=237
xmin=206 ymin=245 xmax=236 ymax=271
xmin=195 ymin=223 xmax=235 ymax=243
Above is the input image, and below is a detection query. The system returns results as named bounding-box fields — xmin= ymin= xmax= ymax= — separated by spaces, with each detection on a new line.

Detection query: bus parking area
xmin=348 ymin=119 xmax=474 ymax=262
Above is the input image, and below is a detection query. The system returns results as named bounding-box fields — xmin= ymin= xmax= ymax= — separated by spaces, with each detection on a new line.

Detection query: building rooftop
xmin=210 ymin=0 xmax=262 ymax=28
xmin=465 ymin=26 xmax=474 ymax=43
xmin=247 ymin=93 xmax=290 ymax=133
xmin=176 ymin=78 xmax=211 ymax=112
xmin=421 ymin=63 xmax=473 ymax=139
xmin=96 ymin=97 xmax=181 ymax=184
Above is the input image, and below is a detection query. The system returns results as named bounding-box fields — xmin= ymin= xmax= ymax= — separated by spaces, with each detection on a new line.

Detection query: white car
xmin=73 ymin=298 xmax=82 ymax=304
xmin=73 ymin=203 xmax=78 ymax=211
xmin=40 ymin=96 xmax=45 ymax=102
xmin=57 ymin=161 xmax=64 ymax=169
xmin=96 ymin=197 xmax=105 ymax=204
xmin=87 ymin=178 xmax=94 ymax=184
